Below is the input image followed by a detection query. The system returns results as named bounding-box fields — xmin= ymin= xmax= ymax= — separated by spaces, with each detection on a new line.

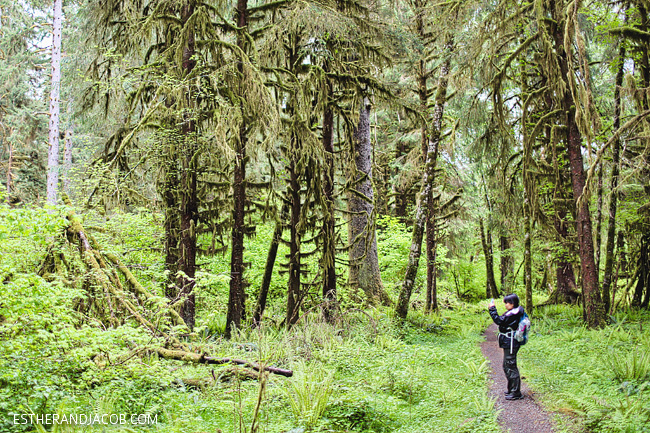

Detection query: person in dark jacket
xmin=488 ymin=293 xmax=524 ymax=400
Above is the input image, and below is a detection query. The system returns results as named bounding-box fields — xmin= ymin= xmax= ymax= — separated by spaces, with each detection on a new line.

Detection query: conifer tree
xmin=87 ymin=0 xmax=278 ymax=332
xmin=47 ymin=0 xmax=63 ymax=206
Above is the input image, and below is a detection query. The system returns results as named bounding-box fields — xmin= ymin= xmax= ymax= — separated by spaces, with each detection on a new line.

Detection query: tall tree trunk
xmin=348 ymin=97 xmax=391 ymax=306
xmin=6 ymin=142 xmax=12 ymax=200
xmin=480 ymin=218 xmax=499 ymax=298
xmin=227 ymin=129 xmax=247 ymax=336
xmin=500 ymin=234 xmax=513 ymax=292
xmin=322 ymin=81 xmax=339 ymax=321
xmin=551 ymin=9 xmax=606 ymax=327
xmin=425 ymin=196 xmax=439 ymax=313
xmin=253 ymin=217 xmax=283 ymax=326
xmin=395 ymin=55 xmax=448 ymax=319
xmin=595 ymin=163 xmax=604 ymax=274
xmin=602 ymin=41 xmax=626 ymax=314
xmin=47 ymin=0 xmax=63 ymax=206
xmin=632 ymin=233 xmax=650 ymax=307
xmin=286 ymin=155 xmax=301 ymax=325
xmin=226 ymin=0 xmax=249 ymax=338
xmin=552 ymin=210 xmax=580 ymax=304
xmin=63 ymin=126 xmax=73 ymax=195
xmin=163 ymin=156 xmax=179 ymax=300
xmin=175 ymin=3 xmax=199 ymax=330
xmin=523 ymin=190 xmax=533 ymax=311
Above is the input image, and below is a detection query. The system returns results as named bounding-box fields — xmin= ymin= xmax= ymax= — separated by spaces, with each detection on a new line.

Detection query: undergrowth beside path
xmin=520 ymin=304 xmax=650 ymax=433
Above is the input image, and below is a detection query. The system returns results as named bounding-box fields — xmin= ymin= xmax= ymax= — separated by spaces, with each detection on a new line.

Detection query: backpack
xmin=514 ymin=311 xmax=531 ymax=345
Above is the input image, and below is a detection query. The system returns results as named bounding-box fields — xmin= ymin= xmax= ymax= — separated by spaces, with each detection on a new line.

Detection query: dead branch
xmin=154 ymin=348 xmax=293 ymax=377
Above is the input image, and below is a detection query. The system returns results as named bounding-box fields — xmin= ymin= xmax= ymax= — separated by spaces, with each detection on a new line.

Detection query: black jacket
xmin=488 ymin=305 xmax=525 ymax=350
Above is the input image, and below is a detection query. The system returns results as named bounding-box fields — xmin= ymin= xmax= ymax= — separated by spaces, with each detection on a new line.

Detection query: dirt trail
xmin=480 ymin=323 xmax=557 ymax=433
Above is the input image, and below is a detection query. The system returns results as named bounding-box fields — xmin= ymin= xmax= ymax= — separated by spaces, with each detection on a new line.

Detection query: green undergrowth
xmin=0 ymin=204 xmax=502 ymax=432
xmin=149 ymin=306 xmax=501 ymax=433
xmin=521 ymin=304 xmax=650 ymax=433
xmin=1 ymin=299 xmax=503 ymax=433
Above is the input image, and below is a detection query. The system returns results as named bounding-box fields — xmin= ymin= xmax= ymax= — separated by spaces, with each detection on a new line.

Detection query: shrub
xmin=603 ymin=350 xmax=650 ymax=383
xmin=283 ymin=361 xmax=334 ymax=428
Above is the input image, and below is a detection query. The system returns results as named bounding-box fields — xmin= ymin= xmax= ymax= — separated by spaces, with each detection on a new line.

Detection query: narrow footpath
xmin=480 ymin=323 xmax=557 ymax=433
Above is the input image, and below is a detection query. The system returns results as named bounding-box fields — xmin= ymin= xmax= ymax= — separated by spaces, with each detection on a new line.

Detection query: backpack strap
xmin=499 ymin=329 xmax=515 ymax=354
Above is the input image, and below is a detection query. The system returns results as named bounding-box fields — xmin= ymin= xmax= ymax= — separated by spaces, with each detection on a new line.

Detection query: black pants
xmin=502 ymin=346 xmax=521 ymax=395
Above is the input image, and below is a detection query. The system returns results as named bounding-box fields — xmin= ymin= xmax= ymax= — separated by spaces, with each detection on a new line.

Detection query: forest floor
xmin=481 ymin=323 xmax=561 ymax=433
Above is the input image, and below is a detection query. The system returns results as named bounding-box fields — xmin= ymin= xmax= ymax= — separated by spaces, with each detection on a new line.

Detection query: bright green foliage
xmin=283 ymin=361 xmax=334 ymax=428
xmin=0 ymin=203 xmax=503 ymax=433
xmin=521 ymin=305 xmax=650 ymax=433
xmin=0 ymin=0 xmax=48 ymax=203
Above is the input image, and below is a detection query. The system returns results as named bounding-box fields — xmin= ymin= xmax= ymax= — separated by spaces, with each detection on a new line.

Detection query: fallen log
xmin=104 ymin=252 xmax=187 ymax=328
xmin=155 ymin=347 xmax=293 ymax=377
xmin=181 ymin=367 xmax=260 ymax=388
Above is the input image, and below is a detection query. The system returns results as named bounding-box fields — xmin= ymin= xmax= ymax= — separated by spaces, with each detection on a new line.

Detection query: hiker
xmin=488 ymin=293 xmax=524 ymax=400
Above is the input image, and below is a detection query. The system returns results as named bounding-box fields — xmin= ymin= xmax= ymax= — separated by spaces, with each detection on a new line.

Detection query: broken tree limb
xmin=104 ymin=252 xmax=188 ymax=329
xmin=58 ymin=194 xmax=188 ymax=334
xmin=154 ymin=348 xmax=293 ymax=377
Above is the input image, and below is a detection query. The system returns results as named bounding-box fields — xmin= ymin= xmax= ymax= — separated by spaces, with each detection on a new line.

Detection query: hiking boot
xmin=505 ymin=393 xmax=523 ymax=400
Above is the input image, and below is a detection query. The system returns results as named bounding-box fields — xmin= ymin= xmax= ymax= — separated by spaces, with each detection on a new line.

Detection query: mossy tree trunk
xmin=552 ymin=210 xmax=580 ymax=304
xmin=226 ymin=0 xmax=250 ymax=338
xmin=253 ymin=217 xmax=284 ymax=326
xmin=322 ymin=78 xmax=339 ymax=320
xmin=480 ymin=218 xmax=499 ymax=299
xmin=602 ymin=41 xmax=626 ymax=314
xmin=595 ymin=162 xmax=604 ymax=274
xmin=348 ymin=97 xmax=391 ymax=306
xmin=523 ymin=186 xmax=533 ymax=311
xmin=632 ymin=233 xmax=650 ymax=307
xmin=396 ymin=55 xmax=448 ymax=319
xmin=500 ymin=234 xmax=514 ymax=292
xmin=177 ymin=2 xmax=198 ymax=330
xmin=551 ymin=6 xmax=605 ymax=327
xmin=163 ymin=157 xmax=180 ymax=300
xmin=287 ymin=140 xmax=301 ymax=326
xmin=425 ymin=196 xmax=439 ymax=313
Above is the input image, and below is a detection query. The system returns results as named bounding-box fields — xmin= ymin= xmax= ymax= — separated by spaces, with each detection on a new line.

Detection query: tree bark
xmin=500 ymin=234 xmax=513 ymax=292
xmin=480 ymin=218 xmax=499 ymax=298
xmin=252 ymin=218 xmax=283 ymax=326
xmin=163 ymin=155 xmax=179 ymax=300
xmin=226 ymin=0 xmax=250 ymax=338
xmin=176 ymin=3 xmax=199 ymax=330
xmin=154 ymin=348 xmax=293 ymax=377
xmin=6 ymin=142 xmax=12 ymax=200
xmin=425 ymin=32 xmax=454 ymax=313
xmin=47 ymin=0 xmax=63 ymax=206
xmin=286 ymin=153 xmax=301 ymax=325
xmin=602 ymin=41 xmax=626 ymax=314
xmin=395 ymin=55 xmax=448 ymax=319
xmin=63 ymin=126 xmax=73 ymax=194
xmin=595 ymin=163 xmax=603 ymax=274
xmin=551 ymin=8 xmax=605 ymax=327
xmin=523 ymin=191 xmax=533 ymax=311
xmin=322 ymin=77 xmax=339 ymax=321
xmin=425 ymin=196 xmax=439 ymax=313
xmin=552 ymin=210 xmax=580 ymax=304
xmin=348 ymin=97 xmax=391 ymax=306
xmin=632 ymin=233 xmax=650 ymax=307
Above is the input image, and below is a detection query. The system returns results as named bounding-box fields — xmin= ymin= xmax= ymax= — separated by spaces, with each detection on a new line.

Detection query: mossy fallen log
xmin=181 ymin=367 xmax=260 ymax=388
xmin=154 ymin=348 xmax=293 ymax=377
xmin=104 ymin=252 xmax=186 ymax=328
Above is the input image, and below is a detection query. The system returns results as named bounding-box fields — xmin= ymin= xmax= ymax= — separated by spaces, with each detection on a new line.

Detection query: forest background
xmin=1 ymin=0 xmax=650 ymax=431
